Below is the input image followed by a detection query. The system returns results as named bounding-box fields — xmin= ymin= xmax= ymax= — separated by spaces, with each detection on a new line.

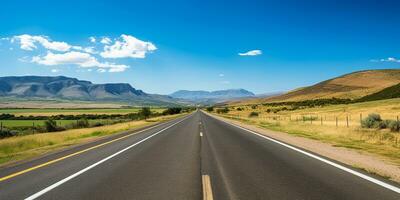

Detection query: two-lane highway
xmin=0 ymin=111 xmax=399 ymax=199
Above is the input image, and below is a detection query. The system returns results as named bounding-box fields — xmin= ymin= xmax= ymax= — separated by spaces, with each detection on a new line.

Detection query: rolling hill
xmin=0 ymin=76 xmax=182 ymax=106
xmin=231 ymin=69 xmax=400 ymax=105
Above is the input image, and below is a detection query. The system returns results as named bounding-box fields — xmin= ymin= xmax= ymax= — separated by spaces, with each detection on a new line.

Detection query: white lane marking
xmin=202 ymin=175 xmax=214 ymax=200
xmin=205 ymin=112 xmax=400 ymax=194
xmin=25 ymin=115 xmax=191 ymax=200
xmin=200 ymin=132 xmax=203 ymax=137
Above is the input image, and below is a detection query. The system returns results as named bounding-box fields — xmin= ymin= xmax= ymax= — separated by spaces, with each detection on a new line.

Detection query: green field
xmin=0 ymin=108 xmax=165 ymax=116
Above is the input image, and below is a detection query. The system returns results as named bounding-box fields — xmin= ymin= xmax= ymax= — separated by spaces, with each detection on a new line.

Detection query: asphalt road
xmin=0 ymin=111 xmax=399 ymax=199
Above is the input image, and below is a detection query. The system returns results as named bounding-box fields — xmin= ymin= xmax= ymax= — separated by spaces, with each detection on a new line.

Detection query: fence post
xmin=310 ymin=115 xmax=313 ymax=124
xmin=336 ymin=116 xmax=338 ymax=127
xmin=33 ymin=122 xmax=35 ymax=134
xmin=346 ymin=115 xmax=349 ymax=127
xmin=360 ymin=113 xmax=362 ymax=125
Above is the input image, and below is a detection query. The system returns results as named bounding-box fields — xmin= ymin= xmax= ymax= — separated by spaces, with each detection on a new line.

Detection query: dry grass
xmin=233 ymin=69 xmax=400 ymax=104
xmin=217 ymin=98 xmax=400 ymax=165
xmin=0 ymin=114 xmax=185 ymax=166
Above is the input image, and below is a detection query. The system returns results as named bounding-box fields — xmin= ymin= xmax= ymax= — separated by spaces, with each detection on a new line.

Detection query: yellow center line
xmin=0 ymin=120 xmax=169 ymax=182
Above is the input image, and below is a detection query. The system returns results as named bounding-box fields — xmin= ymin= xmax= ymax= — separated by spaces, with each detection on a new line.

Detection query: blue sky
xmin=0 ymin=0 xmax=400 ymax=94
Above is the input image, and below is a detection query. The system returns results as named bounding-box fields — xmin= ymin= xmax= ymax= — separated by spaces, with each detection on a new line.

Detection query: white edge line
xmin=25 ymin=115 xmax=191 ymax=200
xmin=204 ymin=112 xmax=400 ymax=194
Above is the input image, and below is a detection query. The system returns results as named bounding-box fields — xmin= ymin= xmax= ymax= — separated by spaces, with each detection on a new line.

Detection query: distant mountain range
xmin=0 ymin=76 xmax=181 ymax=106
xmin=170 ymin=89 xmax=255 ymax=103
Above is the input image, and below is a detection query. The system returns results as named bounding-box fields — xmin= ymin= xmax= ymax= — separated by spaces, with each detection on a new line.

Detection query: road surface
xmin=0 ymin=111 xmax=399 ymax=199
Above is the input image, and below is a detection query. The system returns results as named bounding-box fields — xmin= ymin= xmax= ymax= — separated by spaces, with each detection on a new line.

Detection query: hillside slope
xmin=357 ymin=82 xmax=400 ymax=102
xmin=252 ymin=69 xmax=400 ymax=104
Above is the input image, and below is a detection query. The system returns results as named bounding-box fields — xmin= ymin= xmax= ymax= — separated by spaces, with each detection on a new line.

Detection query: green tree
xmin=139 ymin=107 xmax=152 ymax=119
xmin=44 ymin=119 xmax=58 ymax=132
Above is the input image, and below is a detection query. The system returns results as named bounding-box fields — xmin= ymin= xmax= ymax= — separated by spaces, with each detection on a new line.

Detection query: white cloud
xmin=51 ymin=69 xmax=60 ymax=73
xmin=238 ymin=50 xmax=262 ymax=56
xmin=13 ymin=34 xmax=71 ymax=51
xmin=100 ymin=37 xmax=112 ymax=44
xmin=372 ymin=57 xmax=400 ymax=63
xmin=219 ymin=73 xmax=225 ymax=77
xmin=32 ymin=51 xmax=129 ymax=72
xmin=100 ymin=34 xmax=157 ymax=58
xmin=89 ymin=36 xmax=96 ymax=43
xmin=72 ymin=46 xmax=97 ymax=54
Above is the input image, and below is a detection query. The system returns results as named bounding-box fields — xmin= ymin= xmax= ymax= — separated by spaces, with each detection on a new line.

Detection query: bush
xmin=361 ymin=113 xmax=383 ymax=129
xmin=92 ymin=122 xmax=105 ymax=127
xmin=236 ymin=107 xmax=243 ymax=111
xmin=206 ymin=107 xmax=214 ymax=112
xmin=139 ymin=107 xmax=152 ymax=119
xmin=75 ymin=118 xmax=89 ymax=128
xmin=44 ymin=119 xmax=60 ymax=132
xmin=249 ymin=112 xmax=259 ymax=117
xmin=0 ymin=129 xmax=18 ymax=138
xmin=251 ymin=105 xmax=257 ymax=109
xmin=216 ymin=107 xmax=229 ymax=114
xmin=162 ymin=107 xmax=182 ymax=115
xmin=388 ymin=120 xmax=400 ymax=132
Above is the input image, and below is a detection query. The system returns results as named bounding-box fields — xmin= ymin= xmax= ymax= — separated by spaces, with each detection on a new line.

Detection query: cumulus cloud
xmin=219 ymin=73 xmax=224 ymax=77
xmin=89 ymin=36 xmax=96 ymax=43
xmin=100 ymin=37 xmax=112 ymax=44
xmin=32 ymin=51 xmax=129 ymax=72
xmin=100 ymin=34 xmax=157 ymax=58
xmin=12 ymin=34 xmax=71 ymax=51
xmin=3 ymin=33 xmax=157 ymax=73
xmin=238 ymin=50 xmax=262 ymax=56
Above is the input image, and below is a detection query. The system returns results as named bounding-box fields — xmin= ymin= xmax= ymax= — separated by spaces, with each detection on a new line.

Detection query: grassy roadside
xmin=0 ymin=113 xmax=187 ymax=167
xmin=215 ymin=113 xmax=400 ymax=166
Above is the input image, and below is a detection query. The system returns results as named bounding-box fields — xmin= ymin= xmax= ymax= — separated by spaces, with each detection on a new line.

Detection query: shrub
xmin=76 ymin=118 xmax=89 ymax=128
xmin=139 ymin=107 xmax=152 ymax=119
xmin=251 ymin=105 xmax=257 ymax=109
xmin=44 ymin=119 xmax=59 ymax=132
xmin=361 ymin=113 xmax=383 ymax=129
xmin=216 ymin=107 xmax=229 ymax=114
xmin=388 ymin=120 xmax=400 ymax=132
xmin=236 ymin=107 xmax=243 ymax=111
xmin=92 ymin=122 xmax=105 ymax=127
xmin=162 ymin=107 xmax=182 ymax=115
xmin=249 ymin=112 xmax=259 ymax=117
xmin=0 ymin=129 xmax=18 ymax=138
xmin=206 ymin=107 xmax=214 ymax=112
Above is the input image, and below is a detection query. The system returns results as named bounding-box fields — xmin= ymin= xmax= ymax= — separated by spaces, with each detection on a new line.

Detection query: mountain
xmin=0 ymin=76 xmax=181 ymax=106
xmin=170 ymin=89 xmax=255 ymax=103
xmin=264 ymin=69 xmax=400 ymax=102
